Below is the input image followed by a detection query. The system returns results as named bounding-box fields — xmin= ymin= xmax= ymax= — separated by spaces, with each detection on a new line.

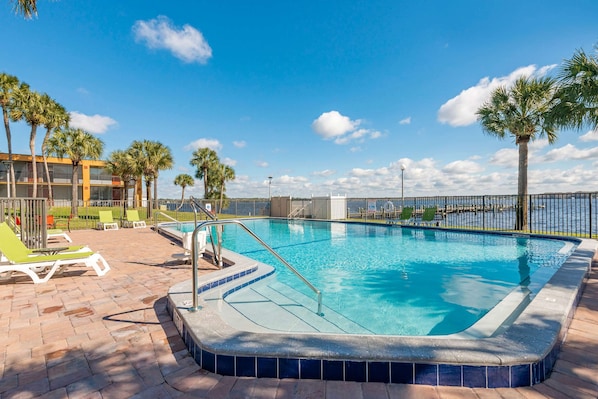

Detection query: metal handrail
xmin=189 ymin=196 xmax=216 ymax=221
xmin=189 ymin=219 xmax=323 ymax=316
xmin=188 ymin=197 xmax=221 ymax=267
xmin=153 ymin=211 xmax=182 ymax=231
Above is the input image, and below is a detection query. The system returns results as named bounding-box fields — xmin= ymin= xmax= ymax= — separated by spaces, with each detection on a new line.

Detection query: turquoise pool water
xmin=181 ymin=219 xmax=575 ymax=336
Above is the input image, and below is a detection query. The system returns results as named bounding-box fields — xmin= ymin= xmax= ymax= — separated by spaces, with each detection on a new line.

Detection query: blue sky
xmin=2 ymin=0 xmax=598 ymax=199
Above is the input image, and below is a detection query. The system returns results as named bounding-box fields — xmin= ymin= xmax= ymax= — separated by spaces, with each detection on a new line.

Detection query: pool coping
xmin=165 ymin=224 xmax=597 ymax=387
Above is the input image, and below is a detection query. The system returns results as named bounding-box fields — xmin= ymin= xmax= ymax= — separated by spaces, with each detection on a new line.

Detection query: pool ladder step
xmin=224 ymin=278 xmax=373 ymax=334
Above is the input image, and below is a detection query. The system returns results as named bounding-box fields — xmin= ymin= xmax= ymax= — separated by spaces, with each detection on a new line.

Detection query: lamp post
xmin=400 ymin=164 xmax=406 ymax=210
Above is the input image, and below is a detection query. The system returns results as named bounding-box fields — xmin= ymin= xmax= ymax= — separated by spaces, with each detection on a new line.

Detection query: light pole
xmin=400 ymin=164 xmax=406 ymax=210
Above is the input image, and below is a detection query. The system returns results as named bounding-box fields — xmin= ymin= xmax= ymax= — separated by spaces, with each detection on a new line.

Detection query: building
xmin=0 ymin=152 xmax=126 ymax=203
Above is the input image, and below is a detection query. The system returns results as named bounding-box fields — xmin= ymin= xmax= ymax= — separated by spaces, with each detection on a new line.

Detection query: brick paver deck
xmin=1 ymin=228 xmax=597 ymax=398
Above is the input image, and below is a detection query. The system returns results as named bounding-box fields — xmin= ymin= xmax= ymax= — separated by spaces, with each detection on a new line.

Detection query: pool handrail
xmin=189 ymin=219 xmax=323 ymax=316
xmin=189 ymin=197 xmax=222 ymax=267
xmin=153 ymin=211 xmax=183 ymax=231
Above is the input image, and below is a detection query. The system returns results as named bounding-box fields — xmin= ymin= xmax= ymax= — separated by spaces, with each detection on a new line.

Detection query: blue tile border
xmin=167 ymin=294 xmax=570 ymax=387
xmin=165 ymin=232 xmax=596 ymax=388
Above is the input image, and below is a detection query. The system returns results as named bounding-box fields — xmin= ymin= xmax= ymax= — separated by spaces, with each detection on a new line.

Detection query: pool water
xmin=185 ymin=219 xmax=575 ymax=336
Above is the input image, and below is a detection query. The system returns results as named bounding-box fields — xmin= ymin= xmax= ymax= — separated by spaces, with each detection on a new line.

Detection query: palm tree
xmin=128 ymin=140 xmax=152 ymax=216
xmin=216 ymin=164 xmax=235 ymax=213
xmin=105 ymin=150 xmax=136 ymax=210
xmin=46 ymin=128 xmax=104 ymax=217
xmin=147 ymin=141 xmax=173 ymax=212
xmin=476 ymin=76 xmax=558 ymax=230
xmin=0 ymin=73 xmax=19 ymax=197
xmin=554 ymin=46 xmax=598 ymax=130
xmin=128 ymin=140 xmax=173 ymax=218
xmin=190 ymin=147 xmax=219 ymax=199
xmin=10 ymin=84 xmax=47 ymax=198
xmin=11 ymin=0 xmax=37 ymax=18
xmin=41 ymin=94 xmax=69 ymax=205
xmin=174 ymin=174 xmax=194 ymax=210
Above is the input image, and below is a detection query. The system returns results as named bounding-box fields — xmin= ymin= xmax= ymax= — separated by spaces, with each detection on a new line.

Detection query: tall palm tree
xmin=41 ymin=94 xmax=69 ymax=205
xmin=477 ymin=76 xmax=559 ymax=230
xmin=147 ymin=141 xmax=173 ymax=212
xmin=0 ymin=73 xmax=19 ymax=197
xmin=10 ymin=84 xmax=47 ymax=198
xmin=11 ymin=0 xmax=37 ymax=18
xmin=216 ymin=164 xmax=235 ymax=213
xmin=105 ymin=149 xmax=136 ymax=210
xmin=46 ymin=128 xmax=104 ymax=217
xmin=190 ymin=147 xmax=219 ymax=199
xmin=555 ymin=47 xmax=598 ymax=130
xmin=174 ymin=174 xmax=194 ymax=210
xmin=129 ymin=140 xmax=153 ymax=217
xmin=129 ymin=140 xmax=172 ymax=218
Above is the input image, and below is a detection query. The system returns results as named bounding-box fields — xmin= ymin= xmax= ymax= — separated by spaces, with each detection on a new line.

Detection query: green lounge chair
xmin=0 ymin=222 xmax=110 ymax=283
xmin=418 ymin=206 xmax=439 ymax=225
xmin=97 ymin=211 xmax=119 ymax=230
xmin=123 ymin=210 xmax=146 ymax=229
xmin=388 ymin=207 xmax=413 ymax=225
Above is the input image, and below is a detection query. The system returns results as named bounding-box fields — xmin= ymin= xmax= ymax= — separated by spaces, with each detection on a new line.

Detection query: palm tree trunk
xmin=203 ymin=165 xmax=208 ymax=198
xmin=29 ymin=125 xmax=38 ymax=198
xmin=153 ymin=174 xmax=158 ymax=211
xmin=3 ymin=109 xmax=16 ymax=197
xmin=176 ymin=186 xmax=185 ymax=211
xmin=516 ymin=140 xmax=529 ymax=230
xmin=71 ymin=162 xmax=79 ymax=217
xmin=42 ymin=128 xmax=53 ymax=205
xmin=146 ymin=180 xmax=152 ymax=218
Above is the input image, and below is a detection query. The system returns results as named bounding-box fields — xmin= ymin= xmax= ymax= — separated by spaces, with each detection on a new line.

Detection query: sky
xmin=2 ymin=0 xmax=598 ymax=200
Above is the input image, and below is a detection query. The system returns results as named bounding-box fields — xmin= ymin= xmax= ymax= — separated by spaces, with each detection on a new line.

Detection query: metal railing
xmin=345 ymin=193 xmax=598 ymax=238
xmin=188 ymin=196 xmax=222 ymax=267
xmin=188 ymin=219 xmax=323 ymax=316
xmin=0 ymin=198 xmax=48 ymax=248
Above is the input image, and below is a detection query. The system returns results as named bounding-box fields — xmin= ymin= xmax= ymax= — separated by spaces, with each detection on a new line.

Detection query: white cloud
xmin=580 ymin=129 xmax=598 ymax=142
xmin=183 ymin=138 xmax=222 ymax=151
xmin=312 ymin=111 xmax=383 ymax=145
xmin=442 ymin=160 xmax=484 ymax=174
xmin=399 ymin=117 xmax=411 ymax=125
xmin=312 ymin=169 xmax=336 ymax=177
xmin=489 ymin=148 xmax=518 ymax=167
xmin=132 ymin=15 xmax=212 ymax=64
xmin=437 ymin=65 xmax=554 ymax=127
xmin=541 ymin=144 xmax=598 ymax=162
xmin=312 ymin=111 xmax=359 ymax=139
xmin=69 ymin=111 xmax=117 ymax=134
xmin=256 ymin=161 xmax=269 ymax=168
xmin=233 ymin=140 xmax=247 ymax=148
xmin=222 ymin=157 xmax=237 ymax=166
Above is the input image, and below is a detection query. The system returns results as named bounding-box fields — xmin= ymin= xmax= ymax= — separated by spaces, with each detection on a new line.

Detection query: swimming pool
xmin=164 ymin=219 xmax=597 ymax=387
xmin=188 ymin=219 xmax=574 ymax=336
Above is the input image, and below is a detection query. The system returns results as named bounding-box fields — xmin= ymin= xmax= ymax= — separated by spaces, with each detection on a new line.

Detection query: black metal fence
xmin=3 ymin=193 xmax=597 ymax=240
xmin=343 ymin=193 xmax=597 ymax=238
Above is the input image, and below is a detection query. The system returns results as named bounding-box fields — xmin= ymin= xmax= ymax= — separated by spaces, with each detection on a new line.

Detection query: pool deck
xmin=1 ymin=228 xmax=597 ymax=398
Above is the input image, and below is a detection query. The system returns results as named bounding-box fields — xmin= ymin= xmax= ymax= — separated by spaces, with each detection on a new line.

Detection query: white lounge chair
xmin=123 ymin=210 xmax=146 ymax=229
xmin=0 ymin=222 xmax=110 ymax=283
xmin=97 ymin=211 xmax=119 ymax=230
